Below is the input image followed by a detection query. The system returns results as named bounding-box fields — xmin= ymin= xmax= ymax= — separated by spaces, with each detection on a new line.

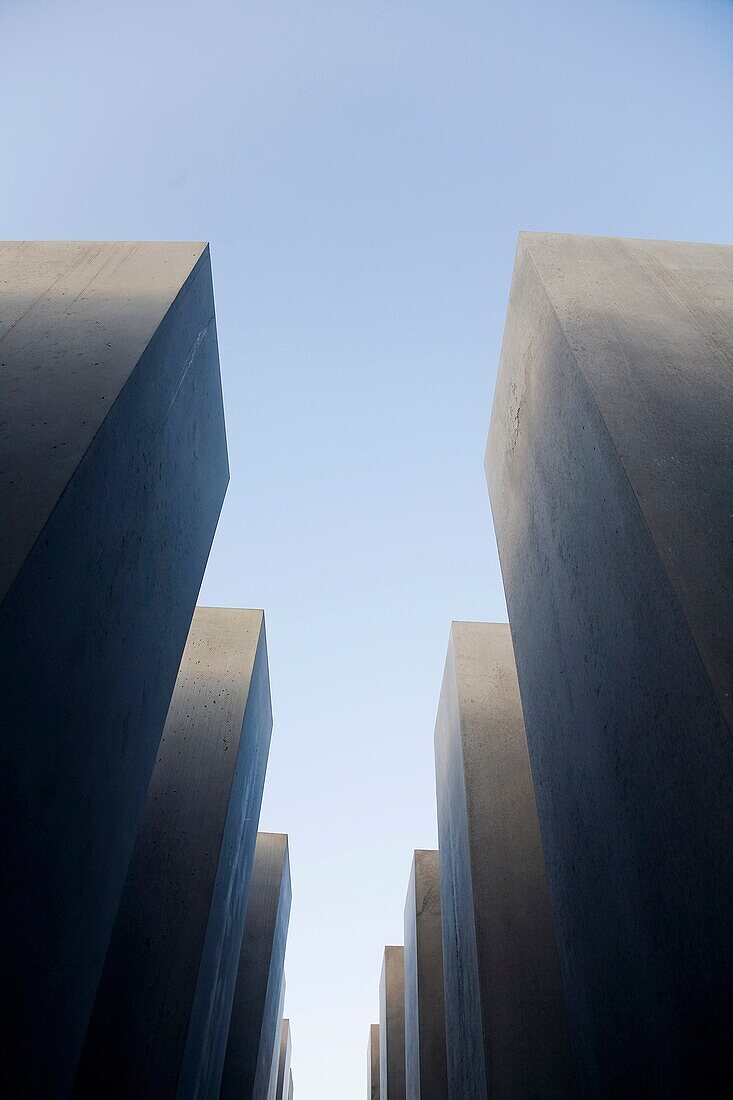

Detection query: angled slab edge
xmin=486 ymin=233 xmax=733 ymax=1093
xmin=75 ymin=608 xmax=272 ymax=1099
xmin=221 ymin=832 xmax=292 ymax=1100
xmin=0 ymin=243 xmax=228 ymax=1095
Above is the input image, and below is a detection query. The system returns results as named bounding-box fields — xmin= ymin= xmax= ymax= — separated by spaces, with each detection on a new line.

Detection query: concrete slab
xmin=287 ymin=1068 xmax=293 ymax=1100
xmin=275 ymin=1020 xmax=292 ymax=1100
xmin=221 ymin=833 xmax=291 ymax=1100
xmin=0 ymin=241 xmax=228 ymax=1095
xmin=75 ymin=608 xmax=271 ymax=1098
xmin=486 ymin=232 xmax=733 ymax=1094
xmin=379 ymin=947 xmax=406 ymax=1100
xmin=367 ymin=1024 xmax=380 ymax=1100
xmin=403 ymin=851 xmax=448 ymax=1100
xmin=434 ymin=622 xmax=575 ymax=1098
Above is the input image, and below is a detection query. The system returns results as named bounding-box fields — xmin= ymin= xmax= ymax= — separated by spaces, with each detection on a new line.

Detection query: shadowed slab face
xmin=75 ymin=608 xmax=273 ymax=1100
xmin=434 ymin=622 xmax=575 ymax=1099
xmin=379 ymin=946 xmax=406 ymax=1100
xmin=486 ymin=233 xmax=733 ymax=1094
xmin=0 ymin=242 xmax=229 ymax=1096
xmin=275 ymin=1020 xmax=292 ymax=1100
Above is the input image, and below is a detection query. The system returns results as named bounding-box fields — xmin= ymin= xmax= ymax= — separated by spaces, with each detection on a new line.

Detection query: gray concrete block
xmin=486 ymin=232 xmax=733 ymax=1095
xmin=379 ymin=947 xmax=406 ymax=1100
xmin=221 ymin=832 xmax=291 ymax=1100
xmin=75 ymin=608 xmax=272 ymax=1099
xmin=403 ymin=851 xmax=448 ymax=1100
xmin=0 ymin=241 xmax=228 ymax=1095
xmin=275 ymin=1020 xmax=292 ymax=1100
xmin=367 ymin=1024 xmax=380 ymax=1100
xmin=287 ymin=1068 xmax=293 ymax=1100
xmin=434 ymin=622 xmax=575 ymax=1098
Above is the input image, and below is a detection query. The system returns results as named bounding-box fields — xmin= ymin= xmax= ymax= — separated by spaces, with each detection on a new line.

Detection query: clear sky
xmin=3 ymin=0 xmax=733 ymax=1094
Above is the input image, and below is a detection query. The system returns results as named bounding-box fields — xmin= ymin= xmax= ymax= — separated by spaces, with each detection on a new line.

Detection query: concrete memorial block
xmin=75 ymin=608 xmax=272 ymax=1098
xmin=434 ymin=622 xmax=575 ymax=1098
xmin=220 ymin=832 xmax=291 ymax=1100
xmin=0 ymin=241 xmax=228 ymax=1095
xmin=367 ymin=1024 xmax=380 ymax=1100
xmin=275 ymin=1020 xmax=292 ymax=1100
xmin=379 ymin=947 xmax=406 ymax=1100
xmin=486 ymin=232 xmax=733 ymax=1095
xmin=403 ymin=850 xmax=448 ymax=1100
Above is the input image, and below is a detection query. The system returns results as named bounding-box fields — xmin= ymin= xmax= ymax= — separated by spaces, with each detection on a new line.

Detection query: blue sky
xmin=3 ymin=0 xmax=733 ymax=1094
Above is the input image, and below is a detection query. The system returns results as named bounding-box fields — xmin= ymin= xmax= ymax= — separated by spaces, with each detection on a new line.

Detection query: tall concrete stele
xmin=75 ymin=608 xmax=273 ymax=1097
xmin=403 ymin=851 xmax=448 ymax=1100
xmin=367 ymin=1024 xmax=380 ymax=1100
xmin=0 ymin=242 xmax=228 ymax=1095
xmin=487 ymin=233 xmax=733 ymax=1094
xmin=379 ymin=946 xmax=406 ymax=1100
xmin=434 ymin=622 xmax=575 ymax=1098
xmin=221 ymin=832 xmax=292 ymax=1100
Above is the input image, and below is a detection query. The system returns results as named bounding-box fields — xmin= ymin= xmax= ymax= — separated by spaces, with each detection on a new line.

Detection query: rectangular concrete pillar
xmin=379 ymin=946 xmax=406 ymax=1100
xmin=0 ymin=241 xmax=228 ymax=1095
xmin=287 ymin=1068 xmax=294 ymax=1099
xmin=367 ymin=1024 xmax=380 ymax=1100
xmin=486 ymin=233 xmax=733 ymax=1095
xmin=275 ymin=1020 xmax=292 ymax=1100
xmin=434 ymin=622 xmax=575 ymax=1098
xmin=403 ymin=851 xmax=448 ymax=1100
xmin=75 ymin=608 xmax=272 ymax=1098
xmin=221 ymin=832 xmax=291 ymax=1100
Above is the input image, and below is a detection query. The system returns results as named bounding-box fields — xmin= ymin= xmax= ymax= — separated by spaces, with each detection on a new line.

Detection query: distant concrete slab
xmin=275 ymin=1020 xmax=292 ymax=1100
xmin=221 ymin=832 xmax=291 ymax=1100
xmin=486 ymin=232 xmax=733 ymax=1094
xmin=404 ymin=850 xmax=448 ymax=1100
xmin=379 ymin=946 xmax=406 ymax=1100
xmin=434 ymin=622 xmax=575 ymax=1098
xmin=75 ymin=608 xmax=272 ymax=1098
xmin=0 ymin=241 xmax=228 ymax=1095
xmin=367 ymin=1024 xmax=380 ymax=1100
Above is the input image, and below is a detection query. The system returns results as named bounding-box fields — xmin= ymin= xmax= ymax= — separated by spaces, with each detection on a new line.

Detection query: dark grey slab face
xmin=403 ymin=851 xmax=448 ymax=1100
xmin=275 ymin=1020 xmax=292 ymax=1100
xmin=367 ymin=1024 xmax=380 ymax=1100
xmin=379 ymin=947 xmax=406 ymax=1100
xmin=0 ymin=241 xmax=228 ymax=1096
xmin=75 ymin=608 xmax=272 ymax=1099
xmin=434 ymin=622 xmax=575 ymax=1099
xmin=485 ymin=232 xmax=733 ymax=1096
xmin=221 ymin=832 xmax=291 ymax=1100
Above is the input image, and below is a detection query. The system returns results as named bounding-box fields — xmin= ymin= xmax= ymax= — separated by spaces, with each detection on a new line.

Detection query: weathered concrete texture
xmin=379 ymin=947 xmax=406 ymax=1100
xmin=486 ymin=233 xmax=733 ymax=1096
xmin=275 ymin=1020 xmax=292 ymax=1100
xmin=434 ymin=622 xmax=575 ymax=1098
xmin=404 ymin=851 xmax=448 ymax=1100
xmin=75 ymin=608 xmax=271 ymax=1099
xmin=367 ymin=1024 xmax=380 ymax=1100
xmin=221 ymin=832 xmax=291 ymax=1100
xmin=0 ymin=241 xmax=228 ymax=1096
